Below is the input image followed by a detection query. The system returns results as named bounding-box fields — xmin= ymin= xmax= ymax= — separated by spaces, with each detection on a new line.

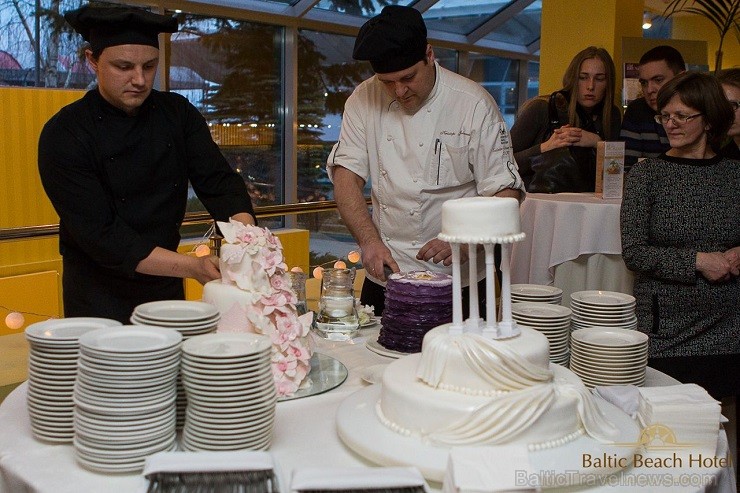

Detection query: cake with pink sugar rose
xmin=202 ymin=219 xmax=314 ymax=397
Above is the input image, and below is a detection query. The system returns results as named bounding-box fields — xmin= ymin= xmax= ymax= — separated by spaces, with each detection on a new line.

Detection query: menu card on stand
xmin=595 ymin=141 xmax=625 ymax=200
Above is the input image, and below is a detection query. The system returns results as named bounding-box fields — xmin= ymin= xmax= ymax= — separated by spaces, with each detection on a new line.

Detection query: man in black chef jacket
xmin=38 ymin=5 xmax=256 ymax=324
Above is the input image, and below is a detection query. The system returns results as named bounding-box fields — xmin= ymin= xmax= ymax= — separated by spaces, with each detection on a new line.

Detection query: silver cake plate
xmin=336 ymin=380 xmax=641 ymax=486
xmin=278 ymin=352 xmax=347 ymax=402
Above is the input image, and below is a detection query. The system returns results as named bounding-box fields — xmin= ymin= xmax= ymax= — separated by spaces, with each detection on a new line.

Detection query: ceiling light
xmin=642 ymin=12 xmax=653 ymax=30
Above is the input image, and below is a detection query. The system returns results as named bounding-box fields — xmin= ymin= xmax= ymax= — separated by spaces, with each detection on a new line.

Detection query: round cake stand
xmin=336 ymin=384 xmax=641 ymax=487
xmin=278 ymin=353 xmax=347 ymax=402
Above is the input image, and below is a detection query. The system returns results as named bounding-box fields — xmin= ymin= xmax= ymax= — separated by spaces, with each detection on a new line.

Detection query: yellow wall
xmin=672 ymin=15 xmax=740 ymax=71
xmin=540 ymin=0 xmax=644 ymax=101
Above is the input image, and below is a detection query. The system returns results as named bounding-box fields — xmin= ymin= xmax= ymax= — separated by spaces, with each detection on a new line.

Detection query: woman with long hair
xmin=511 ymin=46 xmax=621 ymax=191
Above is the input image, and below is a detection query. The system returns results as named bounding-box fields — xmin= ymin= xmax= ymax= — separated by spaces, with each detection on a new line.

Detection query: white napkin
xmin=290 ymin=466 xmax=430 ymax=492
xmin=443 ymin=445 xmax=538 ymax=493
xmin=143 ymin=450 xmax=275 ymax=476
xmin=592 ymin=385 xmax=640 ymax=418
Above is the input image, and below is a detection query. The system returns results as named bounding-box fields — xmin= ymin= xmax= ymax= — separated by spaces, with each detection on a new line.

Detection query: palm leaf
xmin=661 ymin=0 xmax=740 ymax=71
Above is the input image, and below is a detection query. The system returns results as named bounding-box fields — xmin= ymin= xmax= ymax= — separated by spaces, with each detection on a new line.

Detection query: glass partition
xmin=466 ymin=53 xmax=520 ymax=129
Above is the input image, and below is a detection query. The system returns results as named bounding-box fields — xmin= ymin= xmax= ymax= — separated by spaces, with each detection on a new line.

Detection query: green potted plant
xmin=662 ymin=0 xmax=740 ymax=72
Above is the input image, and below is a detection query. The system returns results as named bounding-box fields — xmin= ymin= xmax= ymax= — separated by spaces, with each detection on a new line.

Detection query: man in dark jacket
xmin=38 ymin=5 xmax=255 ymax=323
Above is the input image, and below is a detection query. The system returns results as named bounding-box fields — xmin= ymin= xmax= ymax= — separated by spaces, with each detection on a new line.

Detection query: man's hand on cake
xmin=361 ymin=241 xmax=399 ymax=281
xmin=416 ymin=240 xmax=468 ymax=266
xmin=191 ymin=255 xmax=222 ymax=284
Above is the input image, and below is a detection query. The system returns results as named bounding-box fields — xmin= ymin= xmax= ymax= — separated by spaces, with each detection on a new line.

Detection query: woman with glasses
xmin=511 ymin=46 xmax=621 ymax=192
xmin=620 ymin=71 xmax=739 ymax=401
xmin=716 ymin=68 xmax=740 ymax=159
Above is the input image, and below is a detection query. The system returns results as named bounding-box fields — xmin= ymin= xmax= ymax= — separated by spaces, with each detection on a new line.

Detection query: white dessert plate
xmin=570 ymin=291 xmax=636 ymax=307
xmin=570 ymin=327 xmax=647 ymax=348
xmin=360 ymin=364 xmax=388 ymax=385
xmin=336 ymin=380 xmax=640 ymax=484
xmin=182 ymin=333 xmax=272 ymax=358
xmin=511 ymin=302 xmax=572 ymax=319
xmin=511 ymin=284 xmax=563 ymax=297
xmin=79 ymin=326 xmax=182 ymax=354
xmin=133 ymin=300 xmax=220 ymax=322
xmin=25 ymin=318 xmax=122 ymax=343
xmin=365 ymin=338 xmax=408 ymax=359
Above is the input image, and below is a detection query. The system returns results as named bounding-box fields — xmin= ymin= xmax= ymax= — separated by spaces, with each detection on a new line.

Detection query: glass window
xmin=483 ymin=0 xmax=541 ymax=47
xmin=171 ymin=13 xmax=284 ymax=226
xmin=434 ymin=46 xmax=457 ymax=72
xmin=465 ymin=53 xmax=519 ymax=129
xmin=0 ymin=0 xmax=110 ymax=88
xmin=313 ymin=0 xmax=415 ymax=17
xmin=423 ymin=0 xmax=509 ymax=35
xmin=527 ymin=60 xmax=539 ymax=100
xmin=296 ymin=29 xmax=371 ymax=204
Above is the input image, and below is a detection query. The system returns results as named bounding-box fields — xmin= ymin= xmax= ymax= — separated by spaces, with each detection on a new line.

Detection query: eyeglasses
xmin=653 ymin=113 xmax=703 ymax=125
xmin=729 ymin=100 xmax=740 ymax=111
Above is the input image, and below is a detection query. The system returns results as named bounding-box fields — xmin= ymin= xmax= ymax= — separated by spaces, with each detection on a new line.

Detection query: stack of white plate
xmin=25 ymin=318 xmax=122 ymax=443
xmin=131 ymin=300 xmax=220 ymax=428
xmin=569 ymin=327 xmax=649 ymax=388
xmin=570 ymin=291 xmax=637 ymax=330
xmin=181 ymin=333 xmax=277 ymax=452
xmin=73 ymin=325 xmax=182 ymax=473
xmin=511 ymin=302 xmax=572 ymax=366
xmin=511 ymin=284 xmax=563 ymax=305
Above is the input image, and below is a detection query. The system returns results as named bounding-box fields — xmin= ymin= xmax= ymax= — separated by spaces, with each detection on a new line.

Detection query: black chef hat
xmin=64 ymin=5 xmax=178 ymax=53
xmin=353 ymin=5 xmax=427 ymax=74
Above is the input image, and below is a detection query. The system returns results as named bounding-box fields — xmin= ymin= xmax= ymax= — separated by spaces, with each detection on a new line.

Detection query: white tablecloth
xmin=0 ymin=329 xmax=734 ymax=493
xmin=511 ymin=193 xmax=635 ymax=302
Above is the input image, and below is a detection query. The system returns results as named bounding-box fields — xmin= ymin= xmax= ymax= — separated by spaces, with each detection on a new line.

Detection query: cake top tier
xmin=388 ymin=270 xmax=452 ymax=286
xmin=438 ymin=197 xmax=526 ymax=244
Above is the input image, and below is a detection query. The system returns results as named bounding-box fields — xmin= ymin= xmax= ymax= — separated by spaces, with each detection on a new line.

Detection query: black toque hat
xmin=353 ymin=5 xmax=427 ymax=74
xmin=64 ymin=5 xmax=178 ymax=53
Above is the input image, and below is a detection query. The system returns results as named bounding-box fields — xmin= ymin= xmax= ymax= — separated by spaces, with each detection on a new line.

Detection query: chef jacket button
xmin=174 ymin=183 xmax=178 ymax=188
xmin=109 ymin=157 xmax=114 ymax=161
xmin=386 ymin=136 xmax=392 ymax=141
xmin=120 ymin=197 xmax=126 ymax=203
xmin=410 ymin=210 xmax=415 ymax=215
xmin=427 ymin=108 xmax=432 ymax=113
xmin=412 ymin=241 xmax=417 ymax=246
xmin=385 ymin=236 xmax=390 ymax=241
xmin=413 ymin=177 xmax=418 ymax=182
xmin=418 ymin=142 xmax=423 ymax=147
xmin=382 ymin=205 xmax=387 ymax=211
xmin=167 ymin=143 xmax=172 ymax=148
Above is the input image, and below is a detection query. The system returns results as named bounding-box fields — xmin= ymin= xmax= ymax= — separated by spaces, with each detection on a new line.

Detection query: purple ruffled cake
xmin=378 ymin=271 xmax=453 ymax=353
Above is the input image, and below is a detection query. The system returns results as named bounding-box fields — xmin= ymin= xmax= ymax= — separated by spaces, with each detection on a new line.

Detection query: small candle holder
xmin=209 ymin=222 xmax=224 ymax=257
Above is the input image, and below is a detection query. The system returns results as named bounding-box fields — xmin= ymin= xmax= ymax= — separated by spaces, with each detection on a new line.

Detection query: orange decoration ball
xmin=333 ymin=260 xmax=347 ymax=269
xmin=313 ymin=266 xmax=324 ymax=280
xmin=347 ymin=251 xmax=361 ymax=263
xmin=5 ymin=312 xmax=25 ymax=330
xmin=290 ymin=266 xmax=304 ymax=273
xmin=194 ymin=244 xmax=211 ymax=257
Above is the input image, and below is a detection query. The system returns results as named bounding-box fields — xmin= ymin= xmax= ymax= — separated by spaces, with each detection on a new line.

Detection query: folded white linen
xmin=592 ymin=385 xmax=640 ymax=418
xmin=143 ymin=450 xmax=275 ymax=475
xmin=442 ymin=445 xmax=538 ymax=493
xmin=290 ymin=466 xmax=430 ymax=492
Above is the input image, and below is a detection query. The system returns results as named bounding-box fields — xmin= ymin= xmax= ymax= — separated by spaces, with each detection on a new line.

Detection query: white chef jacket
xmin=327 ymin=62 xmax=524 ymax=285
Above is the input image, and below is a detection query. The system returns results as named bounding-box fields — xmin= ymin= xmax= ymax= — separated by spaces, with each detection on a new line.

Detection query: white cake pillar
xmin=482 ymin=243 xmax=498 ymax=339
xmin=497 ymin=242 xmax=519 ymax=338
xmin=449 ymin=242 xmax=464 ymax=334
xmin=465 ymin=242 xmax=480 ymax=332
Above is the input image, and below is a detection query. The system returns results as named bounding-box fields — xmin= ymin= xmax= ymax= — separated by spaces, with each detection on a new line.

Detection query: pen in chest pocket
xmin=434 ymin=138 xmax=441 ymax=185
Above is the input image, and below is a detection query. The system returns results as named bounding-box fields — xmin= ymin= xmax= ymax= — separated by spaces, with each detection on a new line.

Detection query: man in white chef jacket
xmin=328 ymin=5 xmax=525 ymax=315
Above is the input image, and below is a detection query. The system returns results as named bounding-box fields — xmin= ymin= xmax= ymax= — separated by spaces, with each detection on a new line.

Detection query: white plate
xmin=365 ymin=338 xmax=407 ymax=359
xmin=512 ymin=302 xmax=572 ymax=319
xmin=570 ymin=291 xmax=636 ymax=307
xmin=133 ymin=300 xmax=220 ymax=322
xmin=571 ymin=327 xmax=647 ymax=348
xmin=25 ymin=318 xmax=122 ymax=343
xmin=336 ymin=382 xmax=640 ymax=484
xmin=182 ymin=333 xmax=272 ymax=358
xmin=79 ymin=326 xmax=182 ymax=354
xmin=510 ymin=284 xmax=563 ymax=298
xmin=360 ymin=364 xmax=388 ymax=385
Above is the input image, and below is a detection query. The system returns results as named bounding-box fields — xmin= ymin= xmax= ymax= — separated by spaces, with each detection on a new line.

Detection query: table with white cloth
xmin=0 ymin=329 xmax=734 ymax=493
xmin=510 ymin=193 xmax=635 ymax=303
